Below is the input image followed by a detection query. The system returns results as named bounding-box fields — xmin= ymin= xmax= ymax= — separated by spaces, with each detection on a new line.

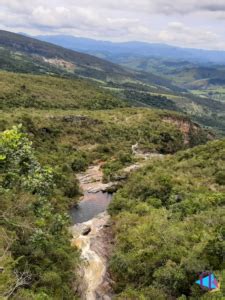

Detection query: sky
xmin=1 ymin=0 xmax=225 ymax=50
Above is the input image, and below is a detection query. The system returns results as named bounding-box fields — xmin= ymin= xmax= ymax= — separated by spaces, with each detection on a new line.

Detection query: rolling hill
xmin=0 ymin=30 xmax=179 ymax=93
xmin=114 ymin=56 xmax=225 ymax=104
xmin=35 ymin=34 xmax=225 ymax=106
xmin=2 ymin=30 xmax=225 ymax=134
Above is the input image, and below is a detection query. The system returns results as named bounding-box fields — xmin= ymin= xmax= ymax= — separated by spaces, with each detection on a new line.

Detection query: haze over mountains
xmin=36 ymin=34 xmax=225 ymax=65
xmin=0 ymin=30 xmax=181 ymax=92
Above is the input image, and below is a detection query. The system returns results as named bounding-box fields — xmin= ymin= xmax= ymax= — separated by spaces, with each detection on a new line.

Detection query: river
xmin=70 ymin=165 xmax=114 ymax=300
xmin=70 ymin=152 xmax=164 ymax=299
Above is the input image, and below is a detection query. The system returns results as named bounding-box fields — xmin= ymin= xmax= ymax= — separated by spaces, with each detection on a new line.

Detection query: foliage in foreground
xmin=109 ymin=139 xmax=225 ymax=299
xmin=0 ymin=126 xmax=79 ymax=299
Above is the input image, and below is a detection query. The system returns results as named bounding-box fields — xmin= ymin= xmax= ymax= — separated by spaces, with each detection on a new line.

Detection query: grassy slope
xmin=2 ymin=69 xmax=225 ymax=135
xmin=0 ymin=71 xmax=126 ymax=109
xmin=109 ymin=138 xmax=225 ymax=299
xmin=108 ymin=56 xmax=225 ymax=134
xmin=1 ymin=30 xmax=225 ymax=134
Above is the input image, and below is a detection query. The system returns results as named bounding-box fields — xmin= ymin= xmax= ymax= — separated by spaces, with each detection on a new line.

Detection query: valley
xmin=0 ymin=29 xmax=225 ymax=300
xmin=2 ymin=31 xmax=225 ymax=134
xmin=34 ymin=33 xmax=225 ymax=135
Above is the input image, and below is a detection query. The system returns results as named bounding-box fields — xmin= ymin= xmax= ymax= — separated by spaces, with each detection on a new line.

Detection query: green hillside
xmin=0 ymin=30 xmax=179 ymax=92
xmin=2 ymin=69 xmax=225 ymax=135
xmin=1 ymin=30 xmax=225 ymax=134
xmin=109 ymin=138 xmax=225 ymax=299
xmin=115 ymin=54 xmax=225 ymax=104
xmin=0 ymin=71 xmax=126 ymax=110
xmin=0 ymin=108 xmax=208 ymax=168
xmin=0 ymin=105 xmax=209 ymax=299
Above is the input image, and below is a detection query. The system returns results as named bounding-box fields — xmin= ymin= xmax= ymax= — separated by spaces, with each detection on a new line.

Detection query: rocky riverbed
xmin=71 ymin=212 xmax=114 ymax=300
xmin=70 ymin=152 xmax=165 ymax=299
xmin=70 ymin=165 xmax=114 ymax=300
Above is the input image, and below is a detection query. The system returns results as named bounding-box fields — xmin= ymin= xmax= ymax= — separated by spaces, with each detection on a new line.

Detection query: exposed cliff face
xmin=162 ymin=115 xmax=213 ymax=146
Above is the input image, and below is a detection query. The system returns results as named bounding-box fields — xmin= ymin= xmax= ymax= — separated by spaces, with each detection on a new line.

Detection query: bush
xmin=215 ymin=171 xmax=225 ymax=185
xmin=0 ymin=126 xmax=80 ymax=299
xmin=71 ymin=153 xmax=89 ymax=172
xmin=109 ymin=139 xmax=225 ymax=299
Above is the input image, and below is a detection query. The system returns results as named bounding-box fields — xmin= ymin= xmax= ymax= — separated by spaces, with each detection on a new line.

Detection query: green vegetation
xmin=0 ymin=31 xmax=225 ymax=134
xmin=0 ymin=108 xmax=209 ymax=179
xmin=0 ymin=110 xmax=208 ymax=298
xmin=0 ymin=31 xmax=223 ymax=299
xmin=0 ymin=71 xmax=126 ymax=109
xmin=0 ymin=126 xmax=80 ymax=299
xmin=109 ymin=139 xmax=225 ymax=299
xmin=0 ymin=30 xmax=179 ymax=91
xmin=2 ymin=67 xmax=225 ymax=137
xmin=1 ymin=29 xmax=225 ymax=134
xmin=107 ymin=55 xmax=225 ymax=134
xmin=116 ymin=55 xmax=225 ymax=94
xmin=0 ymin=47 xmax=69 ymax=76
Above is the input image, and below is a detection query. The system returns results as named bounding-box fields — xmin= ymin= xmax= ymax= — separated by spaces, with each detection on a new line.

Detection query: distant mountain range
xmin=2 ymin=30 xmax=225 ymax=133
xmin=34 ymin=34 xmax=225 ymax=101
xmin=36 ymin=34 xmax=225 ymax=65
xmin=0 ymin=30 xmax=181 ymax=93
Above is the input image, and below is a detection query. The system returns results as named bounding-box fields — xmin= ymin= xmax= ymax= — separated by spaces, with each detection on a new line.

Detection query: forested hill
xmin=109 ymin=138 xmax=225 ymax=299
xmin=0 ymin=30 xmax=178 ymax=91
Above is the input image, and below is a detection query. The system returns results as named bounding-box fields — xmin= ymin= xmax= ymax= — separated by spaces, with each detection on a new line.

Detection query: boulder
xmin=82 ymin=226 xmax=91 ymax=236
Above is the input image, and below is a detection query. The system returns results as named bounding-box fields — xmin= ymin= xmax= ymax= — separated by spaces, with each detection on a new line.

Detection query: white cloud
xmin=0 ymin=0 xmax=225 ymax=49
xmin=158 ymin=22 xmax=225 ymax=49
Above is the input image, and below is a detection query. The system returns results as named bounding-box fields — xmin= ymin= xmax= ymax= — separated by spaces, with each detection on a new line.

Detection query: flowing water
xmin=70 ymin=158 xmax=163 ymax=299
xmin=71 ymin=212 xmax=111 ymax=300
xmin=69 ymin=148 xmax=165 ymax=299
xmin=70 ymin=192 xmax=112 ymax=224
xmin=70 ymin=165 xmax=114 ymax=300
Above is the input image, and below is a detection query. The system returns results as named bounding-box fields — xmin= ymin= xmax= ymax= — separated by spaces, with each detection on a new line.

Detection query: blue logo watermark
xmin=196 ymin=272 xmax=219 ymax=291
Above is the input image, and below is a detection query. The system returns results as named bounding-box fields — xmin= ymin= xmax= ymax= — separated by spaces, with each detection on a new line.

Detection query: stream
xmin=70 ymin=165 xmax=114 ymax=300
xmin=70 ymin=192 xmax=112 ymax=224
xmin=70 ymin=152 xmax=164 ymax=299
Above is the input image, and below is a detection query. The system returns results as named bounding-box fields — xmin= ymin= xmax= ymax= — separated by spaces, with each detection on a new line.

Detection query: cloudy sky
xmin=1 ymin=0 xmax=225 ymax=50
